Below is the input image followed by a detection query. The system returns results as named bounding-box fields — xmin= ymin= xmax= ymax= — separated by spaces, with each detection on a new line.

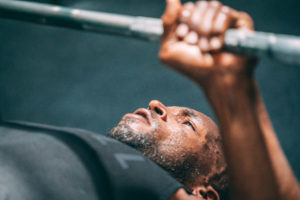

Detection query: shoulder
xmin=0 ymin=120 xmax=183 ymax=200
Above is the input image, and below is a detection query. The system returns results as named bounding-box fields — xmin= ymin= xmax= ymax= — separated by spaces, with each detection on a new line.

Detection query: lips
xmin=122 ymin=108 xmax=151 ymax=125
xmin=133 ymin=108 xmax=152 ymax=124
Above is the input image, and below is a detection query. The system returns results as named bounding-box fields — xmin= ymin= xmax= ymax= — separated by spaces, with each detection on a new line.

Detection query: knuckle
xmin=183 ymin=1 xmax=194 ymax=9
xmin=210 ymin=37 xmax=222 ymax=50
xmin=221 ymin=5 xmax=230 ymax=13
xmin=180 ymin=9 xmax=191 ymax=23
xmin=209 ymin=0 xmax=222 ymax=7
xmin=195 ymin=0 xmax=207 ymax=7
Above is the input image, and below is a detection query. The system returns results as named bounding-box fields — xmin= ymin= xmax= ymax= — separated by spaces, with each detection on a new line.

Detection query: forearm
xmin=159 ymin=0 xmax=299 ymax=198
xmin=201 ymin=74 xmax=280 ymax=200
xmin=254 ymin=84 xmax=300 ymax=199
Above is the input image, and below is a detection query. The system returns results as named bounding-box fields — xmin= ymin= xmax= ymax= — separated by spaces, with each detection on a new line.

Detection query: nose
xmin=148 ymin=100 xmax=168 ymax=121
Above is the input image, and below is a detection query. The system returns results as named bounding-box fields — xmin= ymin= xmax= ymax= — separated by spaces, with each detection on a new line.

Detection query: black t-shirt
xmin=0 ymin=121 xmax=183 ymax=200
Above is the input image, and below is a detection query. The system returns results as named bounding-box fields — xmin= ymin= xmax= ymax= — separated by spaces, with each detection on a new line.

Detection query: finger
xmin=209 ymin=36 xmax=223 ymax=52
xmin=202 ymin=53 xmax=214 ymax=68
xmin=180 ymin=2 xmax=194 ymax=23
xmin=184 ymin=31 xmax=199 ymax=45
xmin=212 ymin=6 xmax=232 ymax=35
xmin=160 ymin=43 xmax=214 ymax=70
xmin=230 ymin=10 xmax=254 ymax=31
xmin=196 ymin=1 xmax=222 ymax=35
xmin=198 ymin=37 xmax=210 ymax=52
xmin=176 ymin=23 xmax=189 ymax=39
xmin=161 ymin=0 xmax=182 ymax=43
xmin=188 ymin=1 xmax=208 ymax=31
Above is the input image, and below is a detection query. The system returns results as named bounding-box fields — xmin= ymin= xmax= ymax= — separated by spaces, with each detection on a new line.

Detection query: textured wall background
xmin=0 ymin=0 xmax=299 ymax=179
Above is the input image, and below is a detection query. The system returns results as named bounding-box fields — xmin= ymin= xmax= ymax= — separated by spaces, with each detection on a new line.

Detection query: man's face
xmin=109 ymin=100 xmax=220 ymax=185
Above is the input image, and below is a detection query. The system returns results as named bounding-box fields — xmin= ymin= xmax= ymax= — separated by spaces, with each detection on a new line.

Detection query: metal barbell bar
xmin=1 ymin=0 xmax=300 ymax=65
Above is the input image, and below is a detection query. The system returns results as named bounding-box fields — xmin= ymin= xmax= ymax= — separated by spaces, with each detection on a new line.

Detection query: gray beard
xmin=108 ymin=118 xmax=157 ymax=151
xmin=109 ymin=119 xmax=199 ymax=184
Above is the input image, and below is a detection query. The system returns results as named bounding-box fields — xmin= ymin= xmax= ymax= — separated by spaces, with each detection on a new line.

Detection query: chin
xmin=109 ymin=122 xmax=157 ymax=151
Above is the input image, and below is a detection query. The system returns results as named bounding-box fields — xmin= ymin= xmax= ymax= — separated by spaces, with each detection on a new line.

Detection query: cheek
xmin=163 ymin=127 xmax=202 ymax=154
xmin=166 ymin=121 xmax=187 ymax=135
xmin=159 ymin=127 xmax=187 ymax=153
xmin=158 ymin=125 xmax=183 ymax=143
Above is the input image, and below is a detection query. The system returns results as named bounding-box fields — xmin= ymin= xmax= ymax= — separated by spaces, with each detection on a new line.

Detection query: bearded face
xmin=109 ymin=100 xmax=224 ymax=184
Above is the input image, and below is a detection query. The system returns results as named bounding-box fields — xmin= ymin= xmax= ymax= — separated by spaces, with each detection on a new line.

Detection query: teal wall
xmin=0 ymin=0 xmax=299 ymax=179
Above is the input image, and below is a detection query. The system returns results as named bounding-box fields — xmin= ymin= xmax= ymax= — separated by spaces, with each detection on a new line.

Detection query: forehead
xmin=167 ymin=106 xmax=203 ymax=119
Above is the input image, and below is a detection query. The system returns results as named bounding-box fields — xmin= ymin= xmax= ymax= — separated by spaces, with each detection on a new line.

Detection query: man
xmin=0 ymin=1 xmax=299 ymax=200
xmin=110 ymin=0 xmax=300 ymax=199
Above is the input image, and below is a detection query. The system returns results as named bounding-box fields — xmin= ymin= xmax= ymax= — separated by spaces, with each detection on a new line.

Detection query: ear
xmin=191 ymin=186 xmax=220 ymax=200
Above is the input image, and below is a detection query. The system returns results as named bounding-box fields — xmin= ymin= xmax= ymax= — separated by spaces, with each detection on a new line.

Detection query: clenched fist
xmin=159 ymin=0 xmax=257 ymax=89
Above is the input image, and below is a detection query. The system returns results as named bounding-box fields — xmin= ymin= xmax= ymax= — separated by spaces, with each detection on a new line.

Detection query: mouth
xmin=123 ymin=108 xmax=151 ymax=125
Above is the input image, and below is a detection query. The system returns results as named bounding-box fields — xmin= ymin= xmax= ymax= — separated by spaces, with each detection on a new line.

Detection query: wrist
xmin=200 ymin=71 xmax=258 ymax=122
xmin=198 ymin=67 xmax=255 ymax=96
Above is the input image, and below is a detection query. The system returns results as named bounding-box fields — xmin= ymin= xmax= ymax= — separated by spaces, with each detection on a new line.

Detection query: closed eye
xmin=183 ymin=121 xmax=196 ymax=131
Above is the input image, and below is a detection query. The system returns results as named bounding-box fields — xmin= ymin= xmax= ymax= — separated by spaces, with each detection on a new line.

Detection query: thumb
xmin=231 ymin=10 xmax=254 ymax=31
xmin=161 ymin=0 xmax=182 ymax=41
xmin=162 ymin=0 xmax=182 ymax=27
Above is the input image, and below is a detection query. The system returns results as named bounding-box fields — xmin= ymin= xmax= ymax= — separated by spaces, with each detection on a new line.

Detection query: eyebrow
xmin=180 ymin=108 xmax=198 ymax=119
xmin=179 ymin=108 xmax=201 ymax=133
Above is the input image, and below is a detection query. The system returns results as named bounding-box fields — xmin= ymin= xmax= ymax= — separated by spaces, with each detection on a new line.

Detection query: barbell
xmin=1 ymin=0 xmax=300 ymax=65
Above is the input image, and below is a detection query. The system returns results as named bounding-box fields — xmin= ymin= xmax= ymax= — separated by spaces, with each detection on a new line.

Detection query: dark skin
xmin=111 ymin=0 xmax=300 ymax=199
xmin=119 ymin=101 xmax=215 ymax=159
xmin=111 ymin=100 xmax=224 ymax=190
xmin=158 ymin=0 xmax=300 ymax=199
xmin=112 ymin=101 xmax=223 ymax=199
